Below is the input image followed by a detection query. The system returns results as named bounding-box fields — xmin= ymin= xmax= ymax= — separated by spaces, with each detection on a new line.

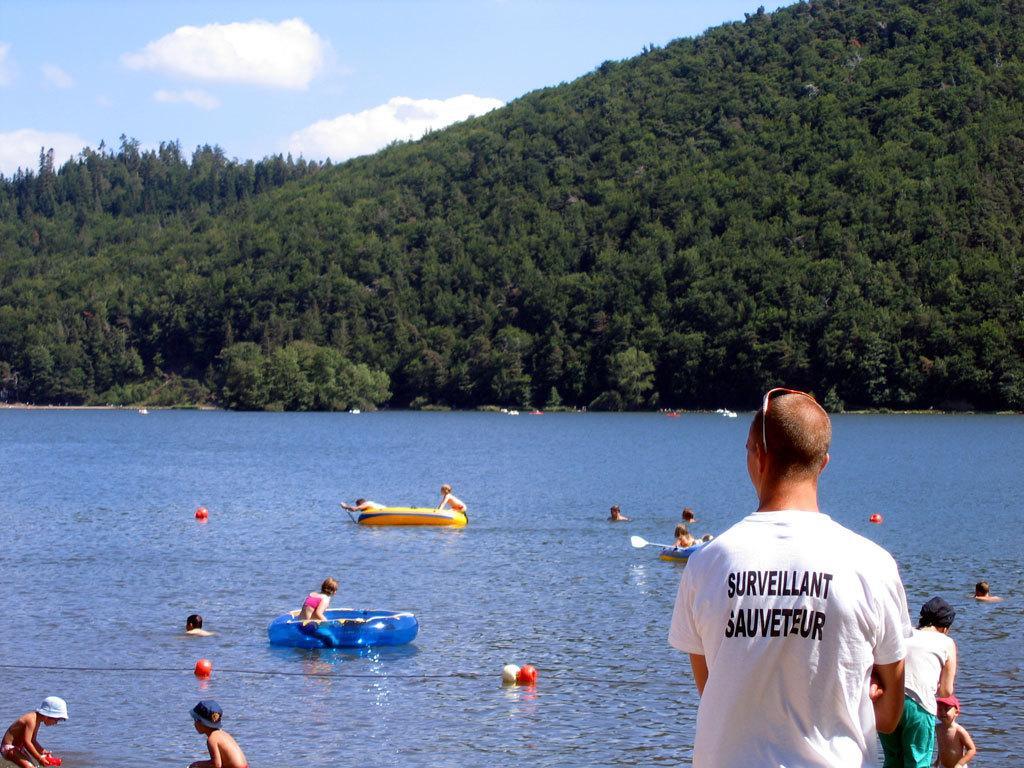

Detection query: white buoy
xmin=501 ymin=664 xmax=521 ymax=684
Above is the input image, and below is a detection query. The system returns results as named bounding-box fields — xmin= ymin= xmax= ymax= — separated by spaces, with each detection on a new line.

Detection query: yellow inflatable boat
xmin=356 ymin=507 xmax=468 ymax=527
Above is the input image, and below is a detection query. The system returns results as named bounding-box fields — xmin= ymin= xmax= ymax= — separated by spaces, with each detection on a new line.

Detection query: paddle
xmin=630 ymin=534 xmax=677 ymax=549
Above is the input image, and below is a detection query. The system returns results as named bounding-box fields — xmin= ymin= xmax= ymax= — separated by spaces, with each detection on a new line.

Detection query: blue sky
xmin=0 ymin=1 xmax=787 ymax=177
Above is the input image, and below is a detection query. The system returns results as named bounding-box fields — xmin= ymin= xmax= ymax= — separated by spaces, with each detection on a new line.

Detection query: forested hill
xmin=2 ymin=0 xmax=1023 ymax=411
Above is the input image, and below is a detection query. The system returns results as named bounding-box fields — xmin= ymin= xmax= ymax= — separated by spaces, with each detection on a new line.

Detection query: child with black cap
xmin=879 ymin=596 xmax=958 ymax=768
xmin=188 ymin=700 xmax=248 ymax=768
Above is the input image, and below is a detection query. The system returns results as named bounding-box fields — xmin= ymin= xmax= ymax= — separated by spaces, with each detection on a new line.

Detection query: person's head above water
xmin=186 ymin=614 xmax=203 ymax=631
xmin=975 ymin=581 xmax=990 ymax=596
xmin=682 ymin=507 xmax=696 ymax=522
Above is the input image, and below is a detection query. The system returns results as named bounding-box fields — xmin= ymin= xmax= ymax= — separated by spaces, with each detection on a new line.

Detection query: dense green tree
xmin=1 ymin=0 xmax=1022 ymax=411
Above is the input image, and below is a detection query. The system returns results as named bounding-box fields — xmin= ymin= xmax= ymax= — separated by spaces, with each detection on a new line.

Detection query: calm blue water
xmin=1 ymin=411 xmax=1021 ymax=766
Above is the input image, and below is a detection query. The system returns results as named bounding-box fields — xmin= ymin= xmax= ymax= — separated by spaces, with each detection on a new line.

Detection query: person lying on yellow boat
xmin=341 ymin=498 xmax=384 ymax=512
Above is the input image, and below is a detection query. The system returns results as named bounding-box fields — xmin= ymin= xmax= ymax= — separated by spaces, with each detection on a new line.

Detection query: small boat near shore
xmin=354 ymin=507 xmax=467 ymax=526
xmin=268 ymin=608 xmax=418 ymax=649
xmin=659 ymin=542 xmax=708 ymax=562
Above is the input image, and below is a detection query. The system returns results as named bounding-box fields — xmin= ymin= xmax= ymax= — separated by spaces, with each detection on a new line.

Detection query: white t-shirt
xmin=904 ymin=628 xmax=955 ymax=715
xmin=669 ymin=510 xmax=912 ymax=768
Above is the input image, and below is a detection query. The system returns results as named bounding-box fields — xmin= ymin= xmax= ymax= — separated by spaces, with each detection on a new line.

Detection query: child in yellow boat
xmin=674 ymin=524 xmax=696 ymax=548
xmin=298 ymin=578 xmax=338 ymax=621
xmin=341 ymin=498 xmax=383 ymax=512
xmin=436 ymin=485 xmax=467 ymax=516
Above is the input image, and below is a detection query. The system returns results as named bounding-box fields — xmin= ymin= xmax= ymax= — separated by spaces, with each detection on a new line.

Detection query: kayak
xmin=659 ymin=543 xmax=708 ymax=562
xmin=267 ymin=608 xmax=419 ymax=649
xmin=356 ymin=507 xmax=467 ymax=526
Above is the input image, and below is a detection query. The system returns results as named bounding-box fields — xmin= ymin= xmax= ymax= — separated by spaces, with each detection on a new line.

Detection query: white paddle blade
xmin=630 ymin=535 xmax=649 ymax=548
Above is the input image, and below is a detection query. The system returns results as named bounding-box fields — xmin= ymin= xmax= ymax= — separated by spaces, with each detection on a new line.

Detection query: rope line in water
xmin=0 ymin=662 xmax=656 ymax=685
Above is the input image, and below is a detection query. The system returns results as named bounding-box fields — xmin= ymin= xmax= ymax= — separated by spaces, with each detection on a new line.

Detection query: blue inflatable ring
xmin=267 ymin=608 xmax=418 ymax=649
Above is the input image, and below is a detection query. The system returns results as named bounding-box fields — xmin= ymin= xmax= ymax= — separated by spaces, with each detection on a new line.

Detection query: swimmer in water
xmin=608 ymin=505 xmax=630 ymax=522
xmin=972 ymin=581 xmax=1003 ymax=602
xmin=185 ymin=614 xmax=214 ymax=637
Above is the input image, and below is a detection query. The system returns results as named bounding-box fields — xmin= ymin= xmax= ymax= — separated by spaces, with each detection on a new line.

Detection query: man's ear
xmin=820 ymin=452 xmax=830 ymax=473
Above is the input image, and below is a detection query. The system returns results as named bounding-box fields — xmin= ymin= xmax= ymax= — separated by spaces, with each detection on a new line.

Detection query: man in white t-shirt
xmin=669 ymin=388 xmax=913 ymax=767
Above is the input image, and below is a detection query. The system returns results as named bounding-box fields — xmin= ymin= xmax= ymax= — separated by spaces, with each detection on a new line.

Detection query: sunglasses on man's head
xmin=760 ymin=387 xmax=823 ymax=453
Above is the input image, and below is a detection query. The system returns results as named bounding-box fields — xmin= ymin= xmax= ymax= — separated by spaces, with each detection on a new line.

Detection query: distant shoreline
xmin=0 ymin=403 xmax=217 ymax=411
xmin=0 ymin=403 xmax=1018 ymax=415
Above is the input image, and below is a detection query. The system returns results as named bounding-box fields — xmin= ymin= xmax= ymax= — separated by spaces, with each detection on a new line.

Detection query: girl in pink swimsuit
xmin=297 ymin=578 xmax=338 ymax=621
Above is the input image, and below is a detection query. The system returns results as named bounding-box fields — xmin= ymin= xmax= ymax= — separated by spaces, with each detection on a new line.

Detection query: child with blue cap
xmin=188 ymin=700 xmax=248 ymax=768
xmin=2 ymin=696 xmax=67 ymax=766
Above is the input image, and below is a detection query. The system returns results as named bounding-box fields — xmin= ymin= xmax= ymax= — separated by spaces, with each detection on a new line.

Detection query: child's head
xmin=36 ymin=697 xmax=68 ymax=726
xmin=355 ymin=498 xmax=367 ymax=505
xmin=610 ymin=505 xmax=621 ymax=517
xmin=975 ymin=581 xmax=990 ymax=597
xmin=190 ymin=700 xmax=223 ymax=734
xmin=440 ymin=484 xmax=452 ymax=495
xmin=321 ymin=577 xmax=339 ymax=596
xmin=682 ymin=508 xmax=696 ymax=522
xmin=186 ymin=614 xmax=203 ymax=631
xmin=918 ymin=596 xmax=955 ymax=630
xmin=936 ymin=695 xmax=960 ymax=723
xmin=675 ymin=524 xmax=689 ymax=539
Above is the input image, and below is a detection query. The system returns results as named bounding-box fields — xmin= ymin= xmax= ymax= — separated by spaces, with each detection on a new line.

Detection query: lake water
xmin=1 ymin=410 xmax=1021 ymax=766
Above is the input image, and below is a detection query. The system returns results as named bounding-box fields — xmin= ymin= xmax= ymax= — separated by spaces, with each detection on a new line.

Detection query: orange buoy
xmin=869 ymin=513 xmax=883 ymax=524
xmin=516 ymin=664 xmax=537 ymax=685
xmin=194 ymin=658 xmax=213 ymax=678
xmin=195 ymin=506 xmax=209 ymax=521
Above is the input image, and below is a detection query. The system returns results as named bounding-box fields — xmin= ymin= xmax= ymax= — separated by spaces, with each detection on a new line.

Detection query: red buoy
xmin=195 ymin=506 xmax=209 ymax=521
xmin=194 ymin=658 xmax=213 ymax=678
xmin=516 ymin=664 xmax=537 ymax=684
xmin=869 ymin=513 xmax=883 ymax=524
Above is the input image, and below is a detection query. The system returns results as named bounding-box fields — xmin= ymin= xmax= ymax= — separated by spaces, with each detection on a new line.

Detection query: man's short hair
xmin=752 ymin=394 xmax=831 ymax=478
xmin=975 ymin=581 xmax=990 ymax=596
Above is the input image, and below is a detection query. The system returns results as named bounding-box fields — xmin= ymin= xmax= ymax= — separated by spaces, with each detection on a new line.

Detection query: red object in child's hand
xmin=42 ymin=755 xmax=62 ymax=766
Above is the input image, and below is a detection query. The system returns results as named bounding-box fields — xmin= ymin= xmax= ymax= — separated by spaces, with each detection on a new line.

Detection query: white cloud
xmin=0 ymin=129 xmax=88 ymax=177
xmin=154 ymin=88 xmax=220 ymax=110
xmin=0 ymin=43 xmax=14 ymax=86
xmin=121 ymin=18 xmax=326 ymax=90
xmin=287 ymin=94 xmax=504 ymax=162
xmin=42 ymin=63 xmax=74 ymax=89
